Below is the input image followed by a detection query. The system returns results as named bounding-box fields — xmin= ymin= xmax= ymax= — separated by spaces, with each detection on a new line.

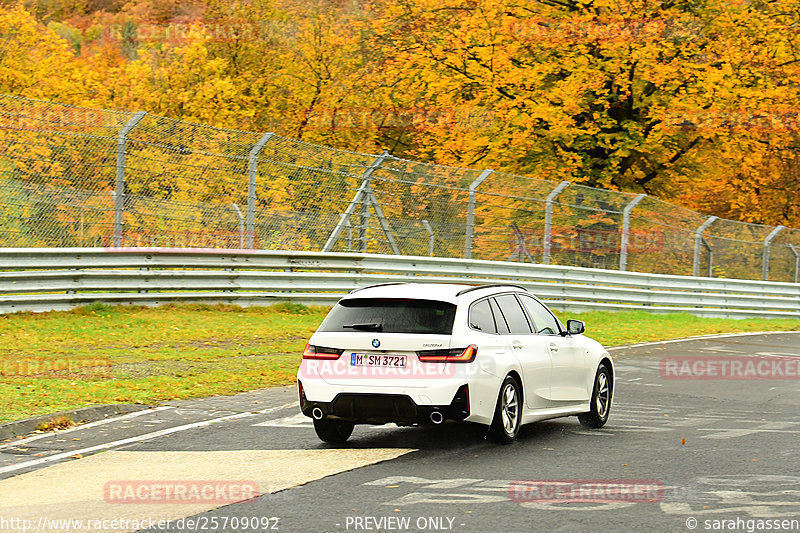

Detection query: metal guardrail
xmin=0 ymin=248 xmax=798 ymax=318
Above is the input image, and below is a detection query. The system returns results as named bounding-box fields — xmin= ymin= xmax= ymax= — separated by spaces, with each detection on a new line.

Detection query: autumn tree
xmin=360 ymin=0 xmax=800 ymax=200
xmin=0 ymin=3 xmax=86 ymax=99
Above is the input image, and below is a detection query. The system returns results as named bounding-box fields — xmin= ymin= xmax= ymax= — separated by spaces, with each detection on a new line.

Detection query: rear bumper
xmin=299 ymin=386 xmax=470 ymax=426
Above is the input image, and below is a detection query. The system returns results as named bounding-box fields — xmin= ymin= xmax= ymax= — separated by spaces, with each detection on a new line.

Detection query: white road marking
xmin=698 ymin=422 xmax=800 ymax=439
xmin=252 ymin=414 xmax=401 ymax=431
xmin=0 ymin=406 xmax=174 ymax=451
xmin=520 ymin=501 xmax=636 ymax=511
xmin=388 ymin=492 xmax=508 ymax=505
xmin=0 ymin=402 xmax=296 ymax=475
xmin=570 ymin=425 xmax=671 ymax=435
xmin=366 ymin=477 xmax=676 ymax=511
xmin=253 ymin=412 xmax=312 ymax=428
xmin=365 ymin=477 xmax=484 ymax=490
xmin=609 ymin=330 xmax=798 ymax=351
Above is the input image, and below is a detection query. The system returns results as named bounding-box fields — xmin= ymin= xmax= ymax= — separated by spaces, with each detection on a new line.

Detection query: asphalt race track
xmin=1 ymin=332 xmax=799 ymax=533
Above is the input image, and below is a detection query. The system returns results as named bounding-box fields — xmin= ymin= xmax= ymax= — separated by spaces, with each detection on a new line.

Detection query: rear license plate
xmin=350 ymin=353 xmax=407 ymax=368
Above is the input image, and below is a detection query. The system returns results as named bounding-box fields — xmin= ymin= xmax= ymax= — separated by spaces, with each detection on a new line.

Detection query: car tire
xmin=489 ymin=375 xmax=522 ymax=444
xmin=578 ymin=364 xmax=612 ymax=428
xmin=313 ymin=418 xmax=355 ymax=443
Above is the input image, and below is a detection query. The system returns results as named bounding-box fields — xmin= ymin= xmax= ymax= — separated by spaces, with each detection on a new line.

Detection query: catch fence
xmin=1 ymin=94 xmax=798 ymax=282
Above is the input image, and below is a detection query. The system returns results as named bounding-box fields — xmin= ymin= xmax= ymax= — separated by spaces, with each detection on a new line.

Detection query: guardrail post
xmin=543 ymin=181 xmax=570 ymax=265
xmin=761 ymin=225 xmax=786 ymax=281
xmin=620 ymin=193 xmax=646 ymax=271
xmin=247 ymin=132 xmax=275 ymax=249
xmin=464 ymin=169 xmax=494 ymax=259
xmin=789 ymin=244 xmax=799 ymax=284
xmin=113 ymin=111 xmax=147 ymax=247
xmin=231 ymin=203 xmax=244 ymax=249
xmin=422 ymin=219 xmax=434 ymax=256
xmin=693 ymin=216 xmax=718 ymax=277
xmin=323 ymin=152 xmax=389 ymax=252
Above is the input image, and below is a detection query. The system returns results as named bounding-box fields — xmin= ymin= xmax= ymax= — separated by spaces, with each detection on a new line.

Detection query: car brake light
xmin=417 ymin=345 xmax=477 ymax=363
xmin=302 ymin=343 xmax=344 ymax=360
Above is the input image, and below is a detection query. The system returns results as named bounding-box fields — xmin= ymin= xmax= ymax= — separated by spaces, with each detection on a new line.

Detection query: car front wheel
xmin=578 ymin=364 xmax=612 ymax=428
xmin=313 ymin=418 xmax=355 ymax=443
xmin=489 ymin=375 xmax=522 ymax=444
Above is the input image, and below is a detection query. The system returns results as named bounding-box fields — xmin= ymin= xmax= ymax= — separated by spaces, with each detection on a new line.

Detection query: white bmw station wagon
xmin=297 ymin=283 xmax=613 ymax=444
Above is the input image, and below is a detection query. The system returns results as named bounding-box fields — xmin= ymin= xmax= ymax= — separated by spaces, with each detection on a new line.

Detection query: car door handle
xmin=549 ymin=343 xmax=559 ymax=352
xmin=512 ymin=340 xmax=523 ymax=350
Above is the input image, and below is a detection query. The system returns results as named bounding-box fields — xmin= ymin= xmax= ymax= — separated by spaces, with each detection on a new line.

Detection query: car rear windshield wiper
xmin=341 ymin=323 xmax=383 ymax=331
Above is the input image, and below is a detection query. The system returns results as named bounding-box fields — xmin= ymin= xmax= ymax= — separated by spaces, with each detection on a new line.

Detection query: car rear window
xmin=318 ymin=298 xmax=456 ymax=335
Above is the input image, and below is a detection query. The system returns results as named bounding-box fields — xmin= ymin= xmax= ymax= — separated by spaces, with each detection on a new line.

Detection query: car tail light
xmin=417 ymin=345 xmax=477 ymax=363
xmin=302 ymin=343 xmax=344 ymax=360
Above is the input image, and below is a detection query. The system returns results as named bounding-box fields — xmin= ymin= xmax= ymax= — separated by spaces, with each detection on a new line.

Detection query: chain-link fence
xmin=1 ymin=94 xmax=798 ymax=282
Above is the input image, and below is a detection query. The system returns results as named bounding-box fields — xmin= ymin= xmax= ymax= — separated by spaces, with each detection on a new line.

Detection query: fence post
xmin=464 ymin=169 xmax=494 ymax=259
xmin=323 ymin=152 xmax=389 ymax=252
xmin=113 ymin=111 xmax=147 ymax=247
xmin=360 ymin=190 xmax=370 ymax=252
xmin=543 ymin=181 xmax=570 ymax=265
xmin=508 ymin=222 xmax=534 ymax=262
xmin=761 ymin=225 xmax=785 ymax=281
xmin=247 ymin=132 xmax=275 ymax=249
xmin=422 ymin=219 xmax=434 ymax=257
xmin=363 ymin=185 xmax=400 ymax=254
xmin=620 ymin=193 xmax=646 ymax=271
xmin=703 ymin=237 xmax=714 ymax=277
xmin=789 ymin=244 xmax=799 ymax=284
xmin=693 ymin=216 xmax=718 ymax=277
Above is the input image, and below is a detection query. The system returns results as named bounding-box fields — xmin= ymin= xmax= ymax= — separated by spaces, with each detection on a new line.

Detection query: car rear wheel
xmin=313 ymin=418 xmax=355 ymax=443
xmin=489 ymin=375 xmax=522 ymax=444
xmin=578 ymin=364 xmax=612 ymax=428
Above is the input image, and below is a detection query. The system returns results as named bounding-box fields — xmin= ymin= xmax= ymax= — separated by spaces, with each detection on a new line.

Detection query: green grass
xmin=559 ymin=310 xmax=800 ymax=347
xmin=0 ymin=303 xmax=798 ymax=424
xmin=0 ymin=303 xmax=327 ymax=424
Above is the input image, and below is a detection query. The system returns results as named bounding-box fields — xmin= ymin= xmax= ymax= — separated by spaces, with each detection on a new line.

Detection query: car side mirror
xmin=566 ymin=319 xmax=585 ymax=335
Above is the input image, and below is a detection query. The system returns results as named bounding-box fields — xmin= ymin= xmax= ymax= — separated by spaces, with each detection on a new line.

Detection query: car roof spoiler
xmin=348 ymin=282 xmax=407 ymax=294
xmin=455 ymin=284 xmax=528 ymax=296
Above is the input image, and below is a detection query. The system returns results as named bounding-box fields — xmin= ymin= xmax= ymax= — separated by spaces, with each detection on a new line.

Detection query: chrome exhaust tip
xmin=312 ymin=407 xmax=324 ymax=420
xmin=429 ymin=410 xmax=444 ymax=425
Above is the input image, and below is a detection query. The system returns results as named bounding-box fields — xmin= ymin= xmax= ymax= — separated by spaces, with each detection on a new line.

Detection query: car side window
xmin=494 ymin=294 xmax=532 ymax=334
xmin=518 ymin=294 xmax=561 ymax=335
xmin=468 ymin=298 xmax=497 ymax=333
xmin=488 ymin=298 xmax=510 ymax=334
